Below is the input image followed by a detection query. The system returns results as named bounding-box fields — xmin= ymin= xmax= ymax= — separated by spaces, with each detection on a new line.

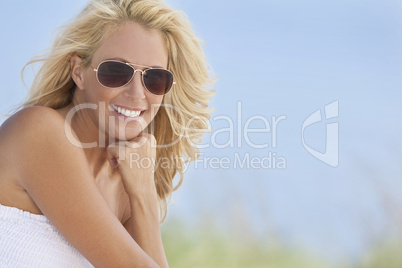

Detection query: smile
xmin=111 ymin=104 xmax=144 ymax=118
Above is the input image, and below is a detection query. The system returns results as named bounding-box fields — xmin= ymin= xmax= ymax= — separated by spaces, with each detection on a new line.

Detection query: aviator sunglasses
xmin=92 ymin=60 xmax=175 ymax=95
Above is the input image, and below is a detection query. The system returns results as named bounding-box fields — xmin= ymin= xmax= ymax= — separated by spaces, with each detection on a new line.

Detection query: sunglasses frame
xmin=92 ymin=60 xmax=176 ymax=96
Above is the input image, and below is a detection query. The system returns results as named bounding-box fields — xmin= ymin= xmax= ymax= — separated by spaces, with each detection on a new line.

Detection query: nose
xmin=123 ymin=70 xmax=146 ymax=99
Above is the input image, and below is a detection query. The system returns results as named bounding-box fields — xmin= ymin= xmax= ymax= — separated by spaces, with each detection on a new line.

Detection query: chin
xmin=114 ymin=127 xmax=144 ymax=142
xmin=104 ymin=118 xmax=146 ymax=141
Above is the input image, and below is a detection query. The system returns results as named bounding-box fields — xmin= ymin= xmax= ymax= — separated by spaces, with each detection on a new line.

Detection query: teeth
xmin=111 ymin=104 xmax=142 ymax=118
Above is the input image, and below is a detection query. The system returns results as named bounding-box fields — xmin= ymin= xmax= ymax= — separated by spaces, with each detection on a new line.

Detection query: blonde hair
xmin=22 ymin=0 xmax=215 ymax=221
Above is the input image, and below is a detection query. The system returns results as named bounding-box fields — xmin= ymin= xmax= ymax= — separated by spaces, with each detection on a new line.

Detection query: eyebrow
xmin=106 ymin=57 xmax=164 ymax=69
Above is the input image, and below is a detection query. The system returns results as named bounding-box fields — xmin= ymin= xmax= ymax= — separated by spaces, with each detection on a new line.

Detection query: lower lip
xmin=111 ymin=109 xmax=145 ymax=120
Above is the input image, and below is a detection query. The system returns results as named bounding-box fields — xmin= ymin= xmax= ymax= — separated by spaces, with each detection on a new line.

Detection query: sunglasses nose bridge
xmin=132 ymin=68 xmax=152 ymax=90
xmin=132 ymin=69 xmax=146 ymax=86
xmin=133 ymin=69 xmax=144 ymax=76
xmin=122 ymin=68 xmax=147 ymax=99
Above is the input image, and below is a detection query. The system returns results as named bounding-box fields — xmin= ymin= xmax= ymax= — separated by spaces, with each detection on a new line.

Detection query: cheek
xmin=82 ymin=69 xmax=110 ymax=101
xmin=85 ymin=83 xmax=115 ymax=104
xmin=148 ymin=96 xmax=164 ymax=118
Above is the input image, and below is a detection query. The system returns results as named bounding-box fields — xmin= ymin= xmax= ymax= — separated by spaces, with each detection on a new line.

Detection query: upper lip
xmin=111 ymin=104 xmax=146 ymax=112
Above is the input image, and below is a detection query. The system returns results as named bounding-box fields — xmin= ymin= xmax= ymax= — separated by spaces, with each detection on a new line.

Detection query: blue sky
xmin=1 ymin=0 xmax=401 ymax=264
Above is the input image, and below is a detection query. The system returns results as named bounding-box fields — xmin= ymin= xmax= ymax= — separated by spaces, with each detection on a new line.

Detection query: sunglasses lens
xmin=143 ymin=69 xmax=174 ymax=95
xmin=97 ymin=61 xmax=134 ymax=88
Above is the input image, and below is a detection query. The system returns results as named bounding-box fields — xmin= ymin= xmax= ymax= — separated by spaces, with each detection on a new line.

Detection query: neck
xmin=57 ymin=98 xmax=110 ymax=178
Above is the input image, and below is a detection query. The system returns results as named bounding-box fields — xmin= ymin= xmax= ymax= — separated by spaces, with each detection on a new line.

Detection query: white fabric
xmin=0 ymin=204 xmax=93 ymax=267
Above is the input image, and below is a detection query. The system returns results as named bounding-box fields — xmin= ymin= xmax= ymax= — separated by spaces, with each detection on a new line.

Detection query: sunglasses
xmin=92 ymin=60 xmax=175 ymax=95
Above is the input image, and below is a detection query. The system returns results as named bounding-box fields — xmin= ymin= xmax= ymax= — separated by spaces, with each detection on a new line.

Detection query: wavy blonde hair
xmin=21 ymin=0 xmax=215 ymax=221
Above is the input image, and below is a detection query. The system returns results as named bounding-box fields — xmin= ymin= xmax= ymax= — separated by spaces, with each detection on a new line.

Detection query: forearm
xmin=109 ymin=134 xmax=168 ymax=267
xmin=128 ymin=195 xmax=169 ymax=268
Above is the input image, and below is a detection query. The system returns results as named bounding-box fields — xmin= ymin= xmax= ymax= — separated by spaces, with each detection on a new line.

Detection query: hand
xmin=107 ymin=133 xmax=157 ymax=198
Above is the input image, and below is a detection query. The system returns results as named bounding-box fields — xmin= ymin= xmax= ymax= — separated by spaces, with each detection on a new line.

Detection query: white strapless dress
xmin=0 ymin=204 xmax=93 ymax=267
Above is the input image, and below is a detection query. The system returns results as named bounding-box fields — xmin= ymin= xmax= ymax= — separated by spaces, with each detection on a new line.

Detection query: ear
xmin=70 ymin=55 xmax=85 ymax=90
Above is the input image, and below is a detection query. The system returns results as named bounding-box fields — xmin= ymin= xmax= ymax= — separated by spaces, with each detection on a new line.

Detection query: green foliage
xmin=162 ymin=221 xmax=327 ymax=268
xmin=162 ymin=220 xmax=402 ymax=268
xmin=359 ymin=241 xmax=402 ymax=268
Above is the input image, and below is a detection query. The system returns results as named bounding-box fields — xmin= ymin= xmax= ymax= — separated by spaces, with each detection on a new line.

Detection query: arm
xmin=124 ymin=198 xmax=168 ymax=268
xmin=109 ymin=134 xmax=169 ymax=268
xmin=10 ymin=107 xmax=159 ymax=268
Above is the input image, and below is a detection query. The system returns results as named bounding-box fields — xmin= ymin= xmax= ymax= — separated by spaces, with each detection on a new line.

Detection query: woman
xmin=0 ymin=0 xmax=214 ymax=267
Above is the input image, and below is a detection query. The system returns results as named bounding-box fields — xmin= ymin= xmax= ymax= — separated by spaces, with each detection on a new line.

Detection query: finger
xmin=107 ymin=142 xmax=127 ymax=162
xmin=126 ymin=134 xmax=149 ymax=149
xmin=128 ymin=131 xmax=144 ymax=143
xmin=107 ymin=155 xmax=119 ymax=169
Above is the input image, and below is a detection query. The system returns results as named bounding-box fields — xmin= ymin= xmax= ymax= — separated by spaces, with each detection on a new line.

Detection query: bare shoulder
xmin=0 ymin=106 xmax=77 ymax=152
xmin=0 ymin=106 xmax=66 ymax=139
xmin=0 ymin=106 xmax=80 ymax=213
xmin=0 ymin=106 xmax=82 ymax=188
xmin=0 ymin=106 xmax=72 ymax=165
